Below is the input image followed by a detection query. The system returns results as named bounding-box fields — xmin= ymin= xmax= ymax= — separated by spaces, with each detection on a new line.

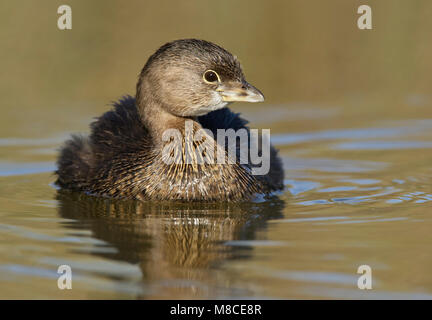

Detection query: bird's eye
xmin=203 ymin=70 xmax=220 ymax=83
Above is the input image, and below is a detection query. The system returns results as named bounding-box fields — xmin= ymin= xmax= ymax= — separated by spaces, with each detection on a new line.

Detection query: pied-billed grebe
xmin=56 ymin=39 xmax=284 ymax=201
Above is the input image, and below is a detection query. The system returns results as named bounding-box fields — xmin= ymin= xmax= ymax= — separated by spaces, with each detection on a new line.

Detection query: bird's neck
xmin=136 ymin=88 xmax=198 ymax=146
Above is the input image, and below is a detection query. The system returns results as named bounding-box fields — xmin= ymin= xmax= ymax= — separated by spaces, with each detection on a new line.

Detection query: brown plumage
xmin=56 ymin=39 xmax=284 ymax=202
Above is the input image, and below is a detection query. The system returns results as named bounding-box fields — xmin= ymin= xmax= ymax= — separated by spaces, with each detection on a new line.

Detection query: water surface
xmin=1 ymin=105 xmax=432 ymax=299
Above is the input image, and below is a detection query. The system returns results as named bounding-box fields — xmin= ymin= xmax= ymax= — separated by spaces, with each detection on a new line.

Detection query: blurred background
xmin=1 ymin=0 xmax=432 ymax=299
xmin=1 ymin=0 xmax=432 ymax=137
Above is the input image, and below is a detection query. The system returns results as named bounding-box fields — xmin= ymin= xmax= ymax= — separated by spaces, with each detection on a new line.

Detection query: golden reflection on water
xmin=56 ymin=192 xmax=284 ymax=298
xmin=1 ymin=0 xmax=432 ymax=299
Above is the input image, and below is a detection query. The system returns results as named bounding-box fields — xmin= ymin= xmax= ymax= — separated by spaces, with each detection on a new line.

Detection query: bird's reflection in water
xmin=56 ymin=191 xmax=284 ymax=298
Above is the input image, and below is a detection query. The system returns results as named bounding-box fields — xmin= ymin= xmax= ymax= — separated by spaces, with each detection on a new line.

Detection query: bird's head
xmin=136 ymin=39 xmax=264 ymax=117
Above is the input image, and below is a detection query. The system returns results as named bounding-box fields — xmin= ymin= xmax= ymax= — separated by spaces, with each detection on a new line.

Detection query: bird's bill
xmin=217 ymin=81 xmax=265 ymax=103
